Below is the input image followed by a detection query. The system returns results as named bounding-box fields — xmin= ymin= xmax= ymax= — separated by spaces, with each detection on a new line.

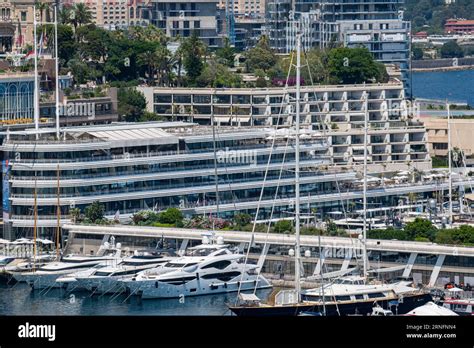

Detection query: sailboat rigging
xmin=227 ymin=33 xmax=432 ymax=316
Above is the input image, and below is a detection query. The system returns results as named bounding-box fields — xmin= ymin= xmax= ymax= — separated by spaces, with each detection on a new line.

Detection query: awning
xmin=214 ymin=116 xmax=230 ymax=123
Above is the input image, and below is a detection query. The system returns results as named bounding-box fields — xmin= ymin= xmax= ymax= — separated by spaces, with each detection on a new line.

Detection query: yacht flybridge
xmin=121 ymin=241 xmax=272 ymax=299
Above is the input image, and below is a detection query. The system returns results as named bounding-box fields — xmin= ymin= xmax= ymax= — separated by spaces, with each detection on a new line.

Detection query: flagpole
xmin=33 ymin=5 xmax=39 ymax=139
xmin=54 ymin=4 xmax=60 ymax=139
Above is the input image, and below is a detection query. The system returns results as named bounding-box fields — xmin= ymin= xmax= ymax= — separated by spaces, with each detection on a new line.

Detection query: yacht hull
xmin=229 ymin=293 xmax=433 ymax=316
xmin=126 ymin=276 xmax=272 ymax=299
xmin=78 ymin=277 xmax=127 ymax=294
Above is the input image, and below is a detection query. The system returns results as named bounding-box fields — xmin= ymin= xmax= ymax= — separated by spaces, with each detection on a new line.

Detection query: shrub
xmin=274 ymin=220 xmax=293 ymax=233
xmin=158 ymin=208 xmax=183 ymax=225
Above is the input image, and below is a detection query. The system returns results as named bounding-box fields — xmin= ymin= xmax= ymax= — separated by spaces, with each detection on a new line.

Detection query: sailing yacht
xmin=69 ymin=250 xmax=176 ymax=294
xmin=121 ymin=241 xmax=271 ymax=299
xmin=228 ymin=33 xmax=432 ymax=316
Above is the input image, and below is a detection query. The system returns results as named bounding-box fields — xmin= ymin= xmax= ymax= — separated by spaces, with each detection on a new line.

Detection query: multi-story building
xmin=234 ymin=17 xmax=264 ymax=50
xmin=1 ymin=121 xmax=332 ymax=238
xmin=39 ymin=88 xmax=119 ymax=126
xmin=445 ymin=19 xmax=474 ymax=34
xmin=220 ymin=0 xmax=266 ymax=17
xmin=265 ymin=0 xmax=291 ymax=52
xmin=144 ymin=0 xmax=223 ymax=48
xmin=138 ymin=82 xmax=430 ymax=171
xmin=423 ymin=116 xmax=474 ymax=159
xmin=71 ymin=0 xmax=148 ymax=29
xmin=337 ymin=19 xmax=411 ymax=95
xmin=0 ymin=0 xmax=54 ymax=54
xmin=265 ymin=0 xmax=412 ymax=96
xmin=4 ymin=120 xmax=470 ymax=240
xmin=0 ymin=73 xmax=118 ymax=128
xmin=0 ymin=72 xmax=34 ymax=123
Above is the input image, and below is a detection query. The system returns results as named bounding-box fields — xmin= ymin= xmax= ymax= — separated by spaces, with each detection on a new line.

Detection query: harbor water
xmin=412 ymin=69 xmax=474 ymax=105
xmin=0 ymin=282 xmax=273 ymax=316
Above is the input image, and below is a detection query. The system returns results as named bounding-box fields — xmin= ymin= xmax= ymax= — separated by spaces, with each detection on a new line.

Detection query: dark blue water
xmin=412 ymin=69 xmax=474 ymax=106
xmin=0 ymin=283 xmax=273 ymax=316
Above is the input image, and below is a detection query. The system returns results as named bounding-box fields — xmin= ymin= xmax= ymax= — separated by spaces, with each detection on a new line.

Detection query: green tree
xmin=441 ymin=41 xmax=464 ymax=59
xmin=85 ymin=201 xmax=105 ymax=223
xmin=196 ymin=61 xmax=242 ymax=88
xmin=34 ymin=1 xmax=49 ymax=23
xmin=216 ymin=37 xmax=236 ymax=67
xmin=58 ymin=7 xmax=73 ymax=25
xmin=158 ymin=208 xmax=183 ymax=225
xmin=328 ymin=47 xmax=383 ymax=84
xmin=67 ymin=58 xmax=95 ymax=84
xmin=244 ymin=35 xmax=277 ymax=73
xmin=404 ymin=218 xmax=437 ymax=241
xmin=138 ymin=49 xmax=159 ymax=85
xmin=57 ymin=24 xmax=76 ymax=63
xmin=435 ymin=225 xmax=474 ymax=245
xmin=368 ymin=227 xmax=408 ymax=240
xmin=233 ymin=213 xmax=252 ymax=227
xmin=71 ymin=3 xmax=92 ymax=33
xmin=76 ymin=25 xmax=111 ymax=63
xmin=181 ymin=31 xmax=206 ymax=86
xmin=139 ymin=111 xmax=164 ymax=122
xmin=132 ymin=210 xmax=160 ymax=225
xmin=274 ymin=220 xmax=293 ymax=233
xmin=412 ymin=46 xmax=424 ymax=60
xmin=117 ymin=88 xmax=147 ymax=122
xmin=69 ymin=207 xmax=82 ymax=223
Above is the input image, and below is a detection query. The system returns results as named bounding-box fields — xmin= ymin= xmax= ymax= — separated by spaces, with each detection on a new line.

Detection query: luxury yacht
xmin=121 ymin=243 xmax=272 ymax=299
xmin=72 ymin=250 xmax=176 ymax=294
xmin=229 ymin=276 xmax=432 ymax=316
xmin=18 ymin=249 xmax=122 ymax=290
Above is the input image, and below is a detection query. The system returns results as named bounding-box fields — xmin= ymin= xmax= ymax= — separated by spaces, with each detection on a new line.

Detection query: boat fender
xmin=155 ymin=281 xmax=158 ymax=288
xmin=196 ymin=273 xmax=199 ymax=280
xmin=224 ymin=283 xmax=227 ymax=288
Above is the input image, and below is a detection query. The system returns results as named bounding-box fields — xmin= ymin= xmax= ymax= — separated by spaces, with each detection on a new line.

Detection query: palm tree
xmin=34 ymin=1 xmax=49 ymax=23
xmin=58 ymin=7 xmax=72 ymax=25
xmin=71 ymin=3 xmax=92 ymax=32
xmin=174 ymin=40 xmax=185 ymax=87
xmin=137 ymin=50 xmax=158 ymax=86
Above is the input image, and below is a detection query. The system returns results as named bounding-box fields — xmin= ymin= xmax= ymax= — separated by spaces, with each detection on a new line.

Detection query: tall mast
xmin=447 ymin=102 xmax=453 ymax=228
xmin=56 ymin=164 xmax=61 ymax=260
xmin=362 ymin=95 xmax=368 ymax=279
xmin=294 ymin=33 xmax=301 ymax=301
xmin=33 ymin=5 xmax=39 ymax=139
xmin=54 ymin=4 xmax=60 ymax=139
xmin=211 ymin=91 xmax=220 ymax=233
xmin=33 ymin=178 xmax=38 ymax=271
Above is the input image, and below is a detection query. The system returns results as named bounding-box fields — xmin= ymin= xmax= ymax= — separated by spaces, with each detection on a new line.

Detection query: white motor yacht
xmin=19 ymin=248 xmax=122 ymax=290
xmin=121 ymin=243 xmax=272 ymax=299
xmin=72 ymin=250 xmax=176 ymax=294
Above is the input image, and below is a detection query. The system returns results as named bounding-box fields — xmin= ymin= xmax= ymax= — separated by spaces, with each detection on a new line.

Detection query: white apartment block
xmin=138 ymin=82 xmax=431 ymax=172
